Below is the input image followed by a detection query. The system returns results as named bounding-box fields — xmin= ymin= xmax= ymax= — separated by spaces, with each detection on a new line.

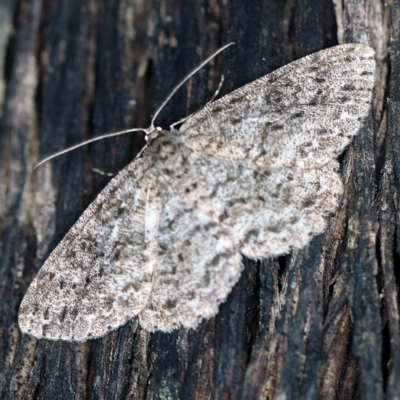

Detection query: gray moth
xmin=18 ymin=43 xmax=375 ymax=341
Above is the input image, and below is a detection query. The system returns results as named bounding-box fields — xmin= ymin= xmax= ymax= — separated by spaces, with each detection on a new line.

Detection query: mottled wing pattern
xmin=19 ymin=44 xmax=376 ymax=339
xmin=19 ymin=158 xmax=156 ymax=341
xmin=178 ymin=44 xmax=375 ymax=168
xmin=191 ymin=153 xmax=342 ymax=258
xmin=139 ymin=139 xmax=242 ymax=331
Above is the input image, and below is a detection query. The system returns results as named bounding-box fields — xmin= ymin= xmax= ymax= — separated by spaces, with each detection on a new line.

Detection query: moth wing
xmin=191 ymin=153 xmax=343 ymax=258
xmin=178 ymin=44 xmax=375 ymax=167
xmin=19 ymin=157 xmax=157 ymax=341
xmin=138 ymin=171 xmax=242 ymax=332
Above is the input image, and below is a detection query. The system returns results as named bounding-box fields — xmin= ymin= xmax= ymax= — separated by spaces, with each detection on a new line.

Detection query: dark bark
xmin=0 ymin=0 xmax=393 ymax=398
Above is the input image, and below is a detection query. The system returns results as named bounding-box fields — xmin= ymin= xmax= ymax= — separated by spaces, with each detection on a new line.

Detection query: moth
xmin=19 ymin=43 xmax=375 ymax=341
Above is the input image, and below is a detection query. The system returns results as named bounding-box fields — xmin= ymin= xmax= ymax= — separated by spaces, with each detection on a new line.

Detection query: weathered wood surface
xmin=0 ymin=0 xmax=394 ymax=398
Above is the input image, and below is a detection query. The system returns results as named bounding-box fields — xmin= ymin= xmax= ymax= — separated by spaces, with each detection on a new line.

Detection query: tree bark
xmin=0 ymin=0 xmax=393 ymax=399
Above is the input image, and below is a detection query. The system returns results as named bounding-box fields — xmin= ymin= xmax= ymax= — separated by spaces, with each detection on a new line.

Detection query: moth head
xmin=145 ymin=126 xmax=163 ymax=142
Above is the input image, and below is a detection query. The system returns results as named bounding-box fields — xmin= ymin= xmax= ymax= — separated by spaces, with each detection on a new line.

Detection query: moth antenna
xmin=208 ymin=74 xmax=225 ymax=103
xmin=35 ymin=43 xmax=234 ymax=170
xmin=149 ymin=42 xmax=235 ymax=131
xmin=34 ymin=127 xmax=146 ymax=170
xmin=169 ymin=115 xmax=192 ymax=130
xmin=170 ymin=74 xmax=225 ymax=130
